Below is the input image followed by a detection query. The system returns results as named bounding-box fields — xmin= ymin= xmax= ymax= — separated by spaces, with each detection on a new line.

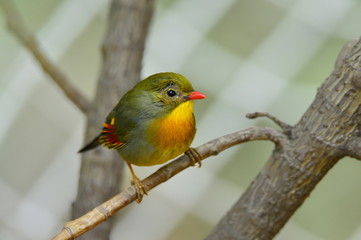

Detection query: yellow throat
xmin=147 ymin=101 xmax=196 ymax=162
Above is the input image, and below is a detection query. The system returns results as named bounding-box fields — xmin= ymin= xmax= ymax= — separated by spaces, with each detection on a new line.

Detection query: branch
xmin=344 ymin=136 xmax=361 ymax=160
xmin=206 ymin=37 xmax=361 ymax=240
xmin=334 ymin=38 xmax=358 ymax=70
xmin=71 ymin=1 xmax=155 ymax=239
xmin=0 ymin=0 xmax=90 ymax=114
xmin=246 ymin=112 xmax=294 ymax=138
xmin=51 ymin=126 xmax=287 ymax=240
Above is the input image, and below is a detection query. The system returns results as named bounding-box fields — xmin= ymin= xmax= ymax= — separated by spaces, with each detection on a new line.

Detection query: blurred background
xmin=1 ymin=0 xmax=361 ymax=239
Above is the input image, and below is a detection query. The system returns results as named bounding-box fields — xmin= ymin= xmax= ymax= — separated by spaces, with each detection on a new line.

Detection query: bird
xmin=79 ymin=72 xmax=206 ymax=202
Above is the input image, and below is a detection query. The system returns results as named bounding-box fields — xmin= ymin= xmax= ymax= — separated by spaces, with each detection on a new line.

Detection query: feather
xmin=99 ymin=118 xmax=125 ymax=149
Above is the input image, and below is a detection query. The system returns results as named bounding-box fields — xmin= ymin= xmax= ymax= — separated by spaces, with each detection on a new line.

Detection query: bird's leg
xmin=126 ymin=162 xmax=147 ymax=203
xmin=185 ymin=148 xmax=202 ymax=167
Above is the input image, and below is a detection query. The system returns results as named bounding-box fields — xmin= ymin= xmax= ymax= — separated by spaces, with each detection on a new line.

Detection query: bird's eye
xmin=167 ymin=90 xmax=177 ymax=97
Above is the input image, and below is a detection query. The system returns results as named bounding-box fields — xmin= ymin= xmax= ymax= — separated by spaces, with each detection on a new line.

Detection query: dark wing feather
xmin=78 ymin=117 xmax=124 ymax=153
xmin=99 ymin=118 xmax=125 ymax=149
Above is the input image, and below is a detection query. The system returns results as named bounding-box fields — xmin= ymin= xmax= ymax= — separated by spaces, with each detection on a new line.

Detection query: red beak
xmin=188 ymin=91 xmax=206 ymax=100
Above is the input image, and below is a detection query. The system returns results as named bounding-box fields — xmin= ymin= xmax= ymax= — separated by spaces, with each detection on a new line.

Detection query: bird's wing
xmin=99 ymin=117 xmax=125 ymax=149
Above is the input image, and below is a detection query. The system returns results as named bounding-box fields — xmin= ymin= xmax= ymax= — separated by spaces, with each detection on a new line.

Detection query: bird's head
xmin=137 ymin=72 xmax=206 ymax=113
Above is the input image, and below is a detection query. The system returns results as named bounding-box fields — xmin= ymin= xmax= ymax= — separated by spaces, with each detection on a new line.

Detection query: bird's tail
xmin=78 ymin=135 xmax=101 ymax=153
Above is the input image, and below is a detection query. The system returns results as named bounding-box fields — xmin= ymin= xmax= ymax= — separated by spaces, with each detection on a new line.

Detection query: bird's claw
xmin=185 ymin=148 xmax=202 ymax=167
xmin=131 ymin=177 xmax=148 ymax=203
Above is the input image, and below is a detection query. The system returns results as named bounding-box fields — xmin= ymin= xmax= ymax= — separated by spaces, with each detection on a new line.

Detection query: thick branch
xmin=72 ymin=1 xmax=154 ymax=239
xmin=52 ymin=127 xmax=287 ymax=240
xmin=344 ymin=136 xmax=361 ymax=160
xmin=0 ymin=0 xmax=90 ymax=114
xmin=206 ymin=38 xmax=361 ymax=240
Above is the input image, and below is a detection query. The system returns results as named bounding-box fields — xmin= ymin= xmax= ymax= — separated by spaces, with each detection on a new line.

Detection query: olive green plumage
xmin=79 ymin=72 xmax=206 ymax=166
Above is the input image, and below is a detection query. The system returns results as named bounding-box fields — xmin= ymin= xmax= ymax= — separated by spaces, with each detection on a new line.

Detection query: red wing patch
xmin=99 ymin=118 xmax=125 ymax=149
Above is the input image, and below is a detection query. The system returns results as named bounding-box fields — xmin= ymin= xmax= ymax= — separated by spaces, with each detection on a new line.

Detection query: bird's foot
xmin=185 ymin=148 xmax=202 ymax=167
xmin=131 ymin=177 xmax=148 ymax=203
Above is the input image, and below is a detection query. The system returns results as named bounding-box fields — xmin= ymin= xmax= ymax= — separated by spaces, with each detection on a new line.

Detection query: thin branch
xmin=0 ymin=0 xmax=90 ymax=114
xmin=246 ymin=111 xmax=294 ymax=138
xmin=51 ymin=126 xmax=287 ymax=240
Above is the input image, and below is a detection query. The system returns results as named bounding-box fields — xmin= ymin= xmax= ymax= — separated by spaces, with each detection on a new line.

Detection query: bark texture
xmin=72 ymin=1 xmax=154 ymax=239
xmin=206 ymin=38 xmax=361 ymax=240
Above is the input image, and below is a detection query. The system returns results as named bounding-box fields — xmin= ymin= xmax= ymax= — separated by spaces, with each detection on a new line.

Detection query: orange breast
xmin=147 ymin=101 xmax=196 ymax=163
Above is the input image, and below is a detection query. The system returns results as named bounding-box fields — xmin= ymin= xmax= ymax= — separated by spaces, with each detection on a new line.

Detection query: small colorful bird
xmin=79 ymin=72 xmax=206 ymax=202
